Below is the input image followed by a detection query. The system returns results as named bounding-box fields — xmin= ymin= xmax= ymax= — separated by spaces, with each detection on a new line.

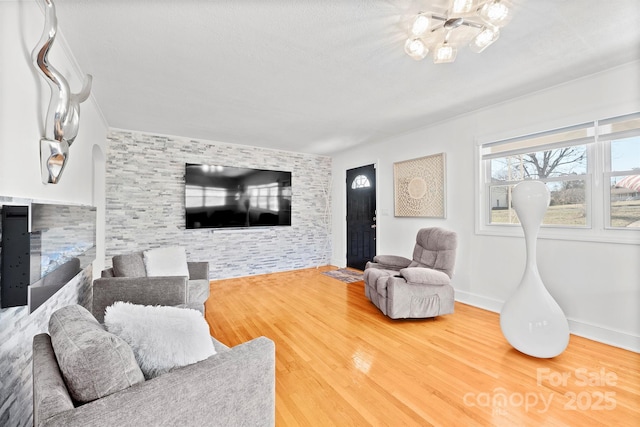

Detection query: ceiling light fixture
xmin=404 ymin=0 xmax=512 ymax=64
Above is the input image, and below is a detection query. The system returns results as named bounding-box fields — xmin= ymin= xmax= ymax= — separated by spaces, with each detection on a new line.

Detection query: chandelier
xmin=404 ymin=0 xmax=512 ymax=64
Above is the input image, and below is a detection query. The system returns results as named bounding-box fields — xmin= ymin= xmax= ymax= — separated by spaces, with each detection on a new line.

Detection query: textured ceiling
xmin=51 ymin=0 xmax=640 ymax=155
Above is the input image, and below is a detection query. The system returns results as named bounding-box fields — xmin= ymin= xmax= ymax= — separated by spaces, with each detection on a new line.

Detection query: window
xmin=482 ymin=122 xmax=591 ymax=227
xmin=601 ymin=114 xmax=640 ymax=229
xmin=478 ymin=112 xmax=640 ymax=241
xmin=351 ymin=175 xmax=371 ymax=189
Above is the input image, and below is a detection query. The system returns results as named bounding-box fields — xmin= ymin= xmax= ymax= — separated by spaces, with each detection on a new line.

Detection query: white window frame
xmin=476 ymin=113 xmax=640 ymax=245
xmin=599 ymin=114 xmax=640 ymax=232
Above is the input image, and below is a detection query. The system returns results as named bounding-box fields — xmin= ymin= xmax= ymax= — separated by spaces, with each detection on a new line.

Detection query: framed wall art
xmin=393 ymin=152 xmax=446 ymax=218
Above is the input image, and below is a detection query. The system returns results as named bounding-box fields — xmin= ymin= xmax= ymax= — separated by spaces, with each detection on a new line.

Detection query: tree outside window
xmin=489 ymin=146 xmax=588 ymax=226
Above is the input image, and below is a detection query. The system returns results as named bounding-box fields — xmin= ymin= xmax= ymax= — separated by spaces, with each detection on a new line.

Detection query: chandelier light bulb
xmin=433 ymin=43 xmax=457 ymax=63
xmin=411 ymin=13 xmax=430 ymax=36
xmin=451 ymin=0 xmax=475 ymax=14
xmin=469 ymin=27 xmax=500 ymax=52
xmin=481 ymin=1 xmax=509 ymax=25
xmin=404 ymin=38 xmax=428 ymax=60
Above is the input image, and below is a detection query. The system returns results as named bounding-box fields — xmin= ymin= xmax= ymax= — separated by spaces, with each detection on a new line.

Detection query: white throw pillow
xmin=104 ymin=302 xmax=216 ymax=379
xmin=143 ymin=246 xmax=190 ymax=277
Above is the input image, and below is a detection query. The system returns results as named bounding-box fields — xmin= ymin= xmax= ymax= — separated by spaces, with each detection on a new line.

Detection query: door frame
xmin=342 ymin=160 xmax=379 ymax=267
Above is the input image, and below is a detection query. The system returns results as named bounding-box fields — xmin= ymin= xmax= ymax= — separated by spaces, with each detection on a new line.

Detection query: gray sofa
xmin=93 ymin=250 xmax=210 ymax=323
xmin=33 ymin=305 xmax=276 ymax=426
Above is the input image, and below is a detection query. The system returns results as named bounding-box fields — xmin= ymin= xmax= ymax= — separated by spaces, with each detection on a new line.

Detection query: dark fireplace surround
xmin=0 ymin=197 xmax=96 ymax=313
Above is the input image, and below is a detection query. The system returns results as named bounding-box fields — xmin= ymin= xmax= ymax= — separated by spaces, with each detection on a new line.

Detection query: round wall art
xmin=393 ymin=153 xmax=446 ymax=218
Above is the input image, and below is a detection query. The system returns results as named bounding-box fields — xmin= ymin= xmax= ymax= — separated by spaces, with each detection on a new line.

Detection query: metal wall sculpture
xmin=32 ymin=0 xmax=92 ymax=184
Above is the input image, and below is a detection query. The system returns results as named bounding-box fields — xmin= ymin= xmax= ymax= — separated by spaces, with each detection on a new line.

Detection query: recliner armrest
xmin=369 ymin=255 xmax=412 ymax=271
xmin=399 ymin=267 xmax=450 ymax=286
xmin=92 ymin=276 xmax=188 ymax=323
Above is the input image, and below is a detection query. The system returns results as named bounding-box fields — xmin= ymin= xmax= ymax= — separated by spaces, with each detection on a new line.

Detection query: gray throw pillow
xmin=49 ymin=305 xmax=145 ymax=403
xmin=112 ymin=251 xmax=147 ymax=277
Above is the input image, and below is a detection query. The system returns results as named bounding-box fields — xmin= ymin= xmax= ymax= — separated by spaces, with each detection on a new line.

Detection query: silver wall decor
xmin=32 ymin=0 xmax=92 ymax=184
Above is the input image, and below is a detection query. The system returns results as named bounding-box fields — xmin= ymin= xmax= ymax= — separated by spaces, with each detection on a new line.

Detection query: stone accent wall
xmin=0 ymin=264 xmax=93 ymax=427
xmin=105 ymin=131 xmax=332 ymax=279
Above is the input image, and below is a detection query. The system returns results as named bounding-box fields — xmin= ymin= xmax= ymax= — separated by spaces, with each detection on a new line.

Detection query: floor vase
xmin=500 ymin=181 xmax=569 ymax=358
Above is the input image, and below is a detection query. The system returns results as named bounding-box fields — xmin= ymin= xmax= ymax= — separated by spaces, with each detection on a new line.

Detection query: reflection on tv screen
xmin=185 ymin=163 xmax=292 ymax=229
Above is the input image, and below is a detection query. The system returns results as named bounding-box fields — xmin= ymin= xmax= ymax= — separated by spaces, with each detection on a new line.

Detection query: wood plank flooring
xmin=204 ymin=266 xmax=640 ymax=426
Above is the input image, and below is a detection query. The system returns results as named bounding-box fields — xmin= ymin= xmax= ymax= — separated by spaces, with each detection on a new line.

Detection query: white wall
xmin=0 ymin=2 xmax=108 ymax=424
xmin=0 ymin=0 xmax=108 ymax=269
xmin=331 ymin=61 xmax=640 ymax=352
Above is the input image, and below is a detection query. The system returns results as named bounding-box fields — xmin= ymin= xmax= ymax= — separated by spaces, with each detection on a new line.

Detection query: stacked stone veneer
xmin=105 ymin=131 xmax=332 ymax=279
xmin=0 ymin=264 xmax=93 ymax=427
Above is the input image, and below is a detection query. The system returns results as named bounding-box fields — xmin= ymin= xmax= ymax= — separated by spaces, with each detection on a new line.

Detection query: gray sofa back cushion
xmin=112 ymin=251 xmax=147 ymax=277
xmin=49 ymin=305 xmax=145 ymax=403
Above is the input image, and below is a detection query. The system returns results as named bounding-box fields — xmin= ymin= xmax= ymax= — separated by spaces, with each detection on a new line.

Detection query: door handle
xmin=371 ymin=224 xmax=377 ymax=228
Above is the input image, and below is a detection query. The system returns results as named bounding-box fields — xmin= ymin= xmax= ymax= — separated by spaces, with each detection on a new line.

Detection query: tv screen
xmin=185 ymin=163 xmax=292 ymax=229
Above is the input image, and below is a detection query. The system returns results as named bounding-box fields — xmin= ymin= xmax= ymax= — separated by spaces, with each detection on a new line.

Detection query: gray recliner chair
xmin=364 ymin=227 xmax=457 ymax=319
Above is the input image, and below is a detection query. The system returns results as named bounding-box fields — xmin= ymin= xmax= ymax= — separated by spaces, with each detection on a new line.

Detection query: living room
xmin=1 ymin=1 xmax=639 ymax=425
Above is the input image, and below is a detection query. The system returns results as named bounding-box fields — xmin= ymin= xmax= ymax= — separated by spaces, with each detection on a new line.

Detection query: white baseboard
xmin=455 ymin=290 xmax=639 ymax=354
xmin=455 ymin=290 xmax=502 ymax=313
xmin=330 ymin=257 xmax=346 ymax=269
xmin=566 ymin=319 xmax=640 ymax=353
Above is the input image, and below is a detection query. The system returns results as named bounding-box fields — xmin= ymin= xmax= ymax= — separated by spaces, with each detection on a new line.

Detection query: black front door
xmin=346 ymin=164 xmax=376 ymax=270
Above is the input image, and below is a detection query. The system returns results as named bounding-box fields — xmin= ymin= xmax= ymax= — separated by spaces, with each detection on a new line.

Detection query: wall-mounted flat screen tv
xmin=185 ymin=163 xmax=292 ymax=229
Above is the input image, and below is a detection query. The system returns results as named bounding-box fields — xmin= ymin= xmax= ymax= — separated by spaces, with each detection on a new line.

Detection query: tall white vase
xmin=500 ymin=181 xmax=570 ymax=358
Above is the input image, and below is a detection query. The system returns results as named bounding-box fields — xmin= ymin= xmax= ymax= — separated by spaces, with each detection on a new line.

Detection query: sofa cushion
xmin=104 ymin=302 xmax=216 ymax=379
xmin=143 ymin=246 xmax=190 ymax=277
xmin=48 ymin=305 xmax=145 ymax=403
xmin=112 ymin=252 xmax=147 ymax=277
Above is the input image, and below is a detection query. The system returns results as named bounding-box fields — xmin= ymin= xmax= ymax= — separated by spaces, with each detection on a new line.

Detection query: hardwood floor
xmin=204 ymin=267 xmax=640 ymax=426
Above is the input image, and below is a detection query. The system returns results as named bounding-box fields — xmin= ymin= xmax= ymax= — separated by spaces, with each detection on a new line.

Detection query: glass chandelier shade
xmin=411 ymin=13 xmax=431 ymax=37
xmin=433 ymin=43 xmax=457 ymax=63
xmin=469 ymin=27 xmax=500 ymax=53
xmin=404 ymin=37 xmax=429 ymax=60
xmin=452 ymin=0 xmax=475 ymax=14
xmin=404 ymin=0 xmax=511 ymax=64
xmin=480 ymin=1 xmax=510 ymax=23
